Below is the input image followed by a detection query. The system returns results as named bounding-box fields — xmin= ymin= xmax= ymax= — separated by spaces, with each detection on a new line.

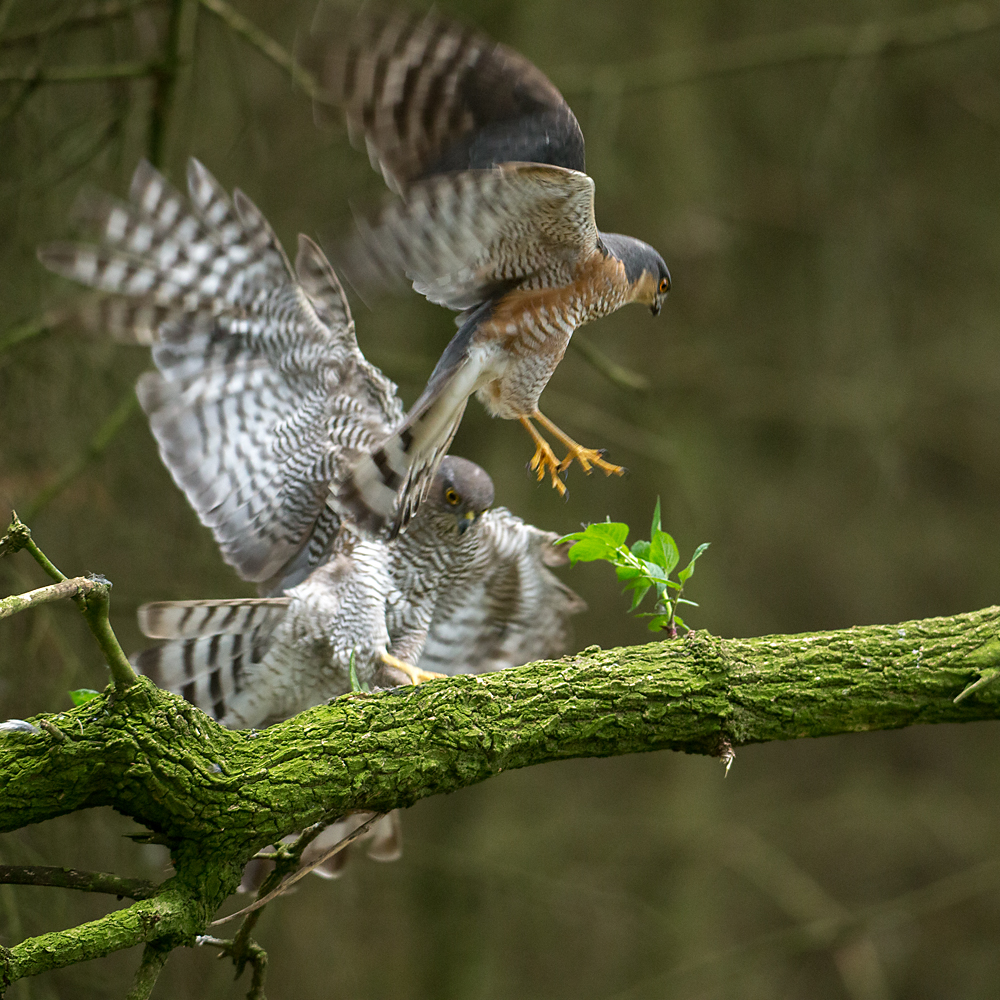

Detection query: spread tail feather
xmin=134 ymin=599 xmax=288 ymax=723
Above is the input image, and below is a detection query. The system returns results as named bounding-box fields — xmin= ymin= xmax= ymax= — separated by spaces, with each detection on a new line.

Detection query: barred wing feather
xmin=350 ymin=163 xmax=599 ymax=311
xmin=39 ymin=159 xmax=404 ymax=583
xmin=310 ymin=5 xmax=585 ymax=191
xmin=416 ymin=507 xmax=585 ymax=674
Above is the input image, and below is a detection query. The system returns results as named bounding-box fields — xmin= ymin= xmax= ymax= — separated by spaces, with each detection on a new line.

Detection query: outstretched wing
xmin=310 ymin=4 xmax=585 ymax=192
xmin=39 ymin=159 xmax=404 ymax=584
xmin=350 ymin=162 xmax=599 ymax=311
xmin=416 ymin=507 xmax=585 ymax=674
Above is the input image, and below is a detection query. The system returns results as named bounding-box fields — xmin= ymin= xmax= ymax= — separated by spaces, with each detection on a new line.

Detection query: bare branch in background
xmin=0 ymin=61 xmax=160 ymax=85
xmin=148 ymin=0 xmax=199 ymax=167
xmin=569 ymin=336 xmax=651 ymax=392
xmin=552 ymin=2 xmax=1000 ymax=95
xmin=0 ymin=312 xmax=60 ymax=354
xmin=0 ymin=0 xmax=156 ymax=50
xmin=197 ymin=0 xmax=328 ymax=102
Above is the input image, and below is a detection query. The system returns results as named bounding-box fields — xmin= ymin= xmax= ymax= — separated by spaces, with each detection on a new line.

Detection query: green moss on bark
xmin=1 ymin=605 xmax=999 ymax=988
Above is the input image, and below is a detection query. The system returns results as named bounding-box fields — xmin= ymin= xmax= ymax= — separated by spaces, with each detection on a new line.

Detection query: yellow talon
xmin=380 ymin=651 xmax=445 ymax=686
xmin=556 ymin=445 xmax=625 ymax=477
xmin=532 ymin=411 xmax=625 ymax=479
xmin=520 ymin=416 xmax=568 ymax=495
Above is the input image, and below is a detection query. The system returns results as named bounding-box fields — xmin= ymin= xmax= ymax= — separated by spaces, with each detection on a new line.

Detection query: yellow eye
xmin=445 ymin=488 xmax=460 ymax=505
xmin=658 ymin=277 xmax=670 ymax=294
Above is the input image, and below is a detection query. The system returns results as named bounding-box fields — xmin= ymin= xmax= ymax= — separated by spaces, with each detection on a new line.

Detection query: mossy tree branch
xmin=3 ymin=517 xmax=1000 ymax=993
xmin=0 ymin=597 xmax=999 ymax=989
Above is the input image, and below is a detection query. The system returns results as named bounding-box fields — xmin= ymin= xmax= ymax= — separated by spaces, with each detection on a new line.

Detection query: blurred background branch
xmin=552 ymin=2 xmax=1000 ymax=94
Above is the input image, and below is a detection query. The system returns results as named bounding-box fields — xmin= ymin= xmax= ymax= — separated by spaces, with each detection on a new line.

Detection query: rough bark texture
xmin=1 ymin=605 xmax=999 ymax=988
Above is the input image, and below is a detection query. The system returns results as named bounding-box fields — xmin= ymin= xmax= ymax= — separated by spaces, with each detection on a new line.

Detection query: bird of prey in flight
xmin=309 ymin=5 xmax=672 ymax=535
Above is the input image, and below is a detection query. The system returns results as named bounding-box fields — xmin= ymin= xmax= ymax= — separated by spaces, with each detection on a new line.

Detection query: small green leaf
xmin=678 ymin=542 xmax=711 ymax=583
xmin=615 ymin=564 xmax=644 ymax=582
xmin=561 ymin=503 xmax=709 ymax=632
xmin=647 ymin=613 xmax=673 ymax=632
xmin=650 ymin=497 xmax=662 ymax=540
xmin=68 ymin=688 xmax=100 ymax=707
xmin=650 ymin=527 xmax=679 ymax=574
xmin=629 ymin=581 xmax=652 ymax=610
xmin=586 ymin=521 xmax=630 ymax=548
xmin=631 ymin=539 xmax=651 ymax=561
xmin=349 ymin=652 xmax=370 ymax=693
xmin=563 ymin=521 xmax=630 ymax=564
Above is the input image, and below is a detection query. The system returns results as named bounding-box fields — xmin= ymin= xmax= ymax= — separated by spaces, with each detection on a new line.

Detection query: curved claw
xmin=521 ymin=416 xmax=568 ymax=496
xmin=528 ymin=442 xmax=568 ymax=495
xmin=531 ymin=411 xmax=624 ymax=479
xmin=556 ymin=445 xmax=625 ymax=477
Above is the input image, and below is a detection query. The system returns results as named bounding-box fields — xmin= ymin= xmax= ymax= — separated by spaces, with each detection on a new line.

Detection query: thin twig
xmin=197 ymin=0 xmax=329 ymax=102
xmin=0 ymin=577 xmax=99 ymax=621
xmin=569 ymin=336 xmax=650 ymax=392
xmin=210 ymin=813 xmax=385 ymax=926
xmin=196 ymin=936 xmax=268 ymax=1000
xmin=0 ymin=61 xmax=159 ymax=85
xmin=0 ymin=0 xmax=155 ymax=50
xmin=0 ymin=513 xmax=139 ymax=692
xmin=552 ymin=2 xmax=1000 ymax=96
xmin=24 ymin=392 xmax=139 ymax=521
xmin=954 ymin=667 xmax=1000 ymax=702
xmin=1 ymin=513 xmax=66 ymax=582
xmin=230 ymin=820 xmax=330 ymax=966
xmin=125 ymin=942 xmax=171 ymax=1000
xmin=0 ymin=866 xmax=157 ymax=900
xmin=77 ymin=583 xmax=140 ymax=693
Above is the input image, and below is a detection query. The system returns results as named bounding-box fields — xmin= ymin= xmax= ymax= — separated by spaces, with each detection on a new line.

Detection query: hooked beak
xmin=650 ymin=302 xmax=661 ymax=317
xmin=457 ymin=510 xmax=477 ymax=535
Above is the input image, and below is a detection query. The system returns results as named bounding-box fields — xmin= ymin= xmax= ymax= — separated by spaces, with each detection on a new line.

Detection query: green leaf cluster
xmin=558 ymin=501 xmax=709 ymax=635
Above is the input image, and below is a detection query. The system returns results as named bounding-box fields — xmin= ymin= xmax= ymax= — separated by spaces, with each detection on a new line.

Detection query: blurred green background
xmin=2 ymin=0 xmax=1000 ymax=997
